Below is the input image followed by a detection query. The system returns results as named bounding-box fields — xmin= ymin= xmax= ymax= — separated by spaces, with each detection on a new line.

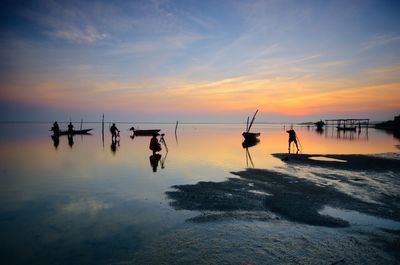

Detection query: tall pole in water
xmin=102 ymin=114 xmax=104 ymax=148
xmin=175 ymin=120 xmax=179 ymax=144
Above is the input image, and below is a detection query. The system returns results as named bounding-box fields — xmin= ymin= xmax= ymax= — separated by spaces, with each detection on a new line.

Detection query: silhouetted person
xmin=51 ymin=121 xmax=60 ymax=135
xmin=68 ymin=122 xmax=74 ymax=135
xmin=286 ymin=128 xmax=299 ymax=154
xmin=68 ymin=134 xmax=74 ymax=148
xmin=149 ymin=133 xmax=162 ymax=154
xmin=110 ymin=123 xmax=120 ymax=140
xmin=149 ymin=153 xmax=162 ymax=172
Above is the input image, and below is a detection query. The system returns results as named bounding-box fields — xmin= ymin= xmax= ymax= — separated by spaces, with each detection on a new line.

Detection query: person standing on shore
xmin=286 ymin=128 xmax=299 ymax=154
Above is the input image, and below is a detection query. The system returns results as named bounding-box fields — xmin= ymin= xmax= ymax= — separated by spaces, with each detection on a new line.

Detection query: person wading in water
xmin=286 ymin=128 xmax=299 ymax=154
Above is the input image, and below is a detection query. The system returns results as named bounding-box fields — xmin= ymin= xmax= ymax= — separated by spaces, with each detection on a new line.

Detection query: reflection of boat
xmin=242 ymin=110 xmax=260 ymax=140
xmin=242 ymin=137 xmax=260 ymax=148
xmin=130 ymin=127 xmax=161 ymax=136
xmin=53 ymin=129 xmax=93 ymax=135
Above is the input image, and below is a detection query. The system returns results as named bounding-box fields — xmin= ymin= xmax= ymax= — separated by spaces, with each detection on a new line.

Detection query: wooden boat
xmin=52 ymin=129 xmax=93 ymax=136
xmin=130 ymin=127 xmax=161 ymax=136
xmin=242 ymin=137 xmax=260 ymax=148
xmin=242 ymin=132 xmax=260 ymax=139
xmin=242 ymin=110 xmax=260 ymax=140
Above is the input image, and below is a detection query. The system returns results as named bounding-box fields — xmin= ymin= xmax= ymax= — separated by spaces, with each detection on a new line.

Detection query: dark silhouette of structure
xmin=315 ymin=120 xmax=325 ymax=131
xmin=286 ymin=128 xmax=299 ymax=154
xmin=110 ymin=123 xmax=120 ymax=141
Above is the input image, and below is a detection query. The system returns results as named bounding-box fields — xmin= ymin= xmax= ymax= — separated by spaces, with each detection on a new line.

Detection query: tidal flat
xmin=0 ymin=123 xmax=399 ymax=264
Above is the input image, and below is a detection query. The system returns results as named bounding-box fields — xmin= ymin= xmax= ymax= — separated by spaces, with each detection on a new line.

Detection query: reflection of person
xmin=68 ymin=134 xmax=74 ymax=148
xmin=149 ymin=153 xmax=162 ymax=172
xmin=149 ymin=133 xmax=162 ymax=154
xmin=51 ymin=135 xmax=59 ymax=149
xmin=110 ymin=123 xmax=120 ymax=140
xmin=68 ymin=122 xmax=74 ymax=134
xmin=286 ymin=128 xmax=299 ymax=154
xmin=111 ymin=138 xmax=118 ymax=155
xmin=51 ymin=121 xmax=60 ymax=135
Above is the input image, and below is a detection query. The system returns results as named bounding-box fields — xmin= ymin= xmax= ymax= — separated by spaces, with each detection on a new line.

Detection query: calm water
xmin=0 ymin=123 xmax=399 ymax=265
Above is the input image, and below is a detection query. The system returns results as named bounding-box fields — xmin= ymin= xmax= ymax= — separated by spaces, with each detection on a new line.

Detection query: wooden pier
xmin=325 ymin=119 xmax=370 ymax=130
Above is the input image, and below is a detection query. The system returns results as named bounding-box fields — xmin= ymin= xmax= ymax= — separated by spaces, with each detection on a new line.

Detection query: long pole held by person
xmin=296 ymin=135 xmax=303 ymax=153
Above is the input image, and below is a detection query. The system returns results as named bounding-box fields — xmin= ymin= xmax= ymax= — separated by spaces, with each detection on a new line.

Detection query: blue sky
xmin=0 ymin=0 xmax=399 ymax=122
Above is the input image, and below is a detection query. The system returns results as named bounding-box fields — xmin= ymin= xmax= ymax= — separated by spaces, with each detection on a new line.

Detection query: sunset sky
xmin=1 ymin=0 xmax=399 ymax=122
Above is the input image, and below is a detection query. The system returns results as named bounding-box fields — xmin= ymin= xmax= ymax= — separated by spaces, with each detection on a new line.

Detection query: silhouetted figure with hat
xmin=286 ymin=128 xmax=299 ymax=154
xmin=51 ymin=121 xmax=60 ymax=135
xmin=68 ymin=122 xmax=74 ymax=135
xmin=110 ymin=123 xmax=120 ymax=141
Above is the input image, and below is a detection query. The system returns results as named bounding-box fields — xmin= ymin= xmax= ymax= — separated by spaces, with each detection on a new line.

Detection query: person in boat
xmin=149 ymin=133 xmax=162 ymax=154
xmin=110 ymin=123 xmax=120 ymax=140
xmin=51 ymin=121 xmax=60 ymax=135
xmin=68 ymin=122 xmax=74 ymax=134
xmin=286 ymin=128 xmax=299 ymax=154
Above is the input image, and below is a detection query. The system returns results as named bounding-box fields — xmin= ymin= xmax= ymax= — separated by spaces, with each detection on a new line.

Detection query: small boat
xmin=242 ymin=110 xmax=260 ymax=140
xmin=242 ymin=132 xmax=260 ymax=139
xmin=242 ymin=137 xmax=260 ymax=148
xmin=53 ymin=129 xmax=93 ymax=136
xmin=130 ymin=127 xmax=161 ymax=136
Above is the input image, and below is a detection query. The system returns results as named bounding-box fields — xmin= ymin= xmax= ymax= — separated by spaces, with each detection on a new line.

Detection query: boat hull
xmin=131 ymin=129 xmax=161 ymax=136
xmin=54 ymin=129 xmax=93 ymax=136
xmin=242 ymin=137 xmax=260 ymax=148
xmin=242 ymin=132 xmax=260 ymax=139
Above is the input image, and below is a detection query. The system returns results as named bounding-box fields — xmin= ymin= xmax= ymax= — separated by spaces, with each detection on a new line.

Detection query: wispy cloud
xmin=362 ymin=33 xmax=400 ymax=51
xmin=48 ymin=25 xmax=108 ymax=44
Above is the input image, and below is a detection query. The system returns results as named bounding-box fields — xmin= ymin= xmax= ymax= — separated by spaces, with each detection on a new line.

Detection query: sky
xmin=0 ymin=0 xmax=399 ymax=122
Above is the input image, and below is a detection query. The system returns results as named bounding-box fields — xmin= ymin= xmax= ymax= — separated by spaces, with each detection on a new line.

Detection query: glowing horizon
xmin=1 ymin=0 xmax=399 ymax=122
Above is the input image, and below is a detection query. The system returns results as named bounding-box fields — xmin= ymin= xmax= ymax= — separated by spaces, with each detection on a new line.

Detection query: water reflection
xmin=68 ymin=134 xmax=74 ymax=148
xmin=149 ymin=153 xmax=162 ymax=172
xmin=111 ymin=138 xmax=119 ymax=155
xmin=1 ymin=123 xmax=400 ymax=265
xmin=242 ymin=137 xmax=259 ymax=168
xmin=51 ymin=135 xmax=60 ymax=149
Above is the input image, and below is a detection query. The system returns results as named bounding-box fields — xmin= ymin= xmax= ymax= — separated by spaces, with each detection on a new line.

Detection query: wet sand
xmin=166 ymin=152 xmax=400 ymax=264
